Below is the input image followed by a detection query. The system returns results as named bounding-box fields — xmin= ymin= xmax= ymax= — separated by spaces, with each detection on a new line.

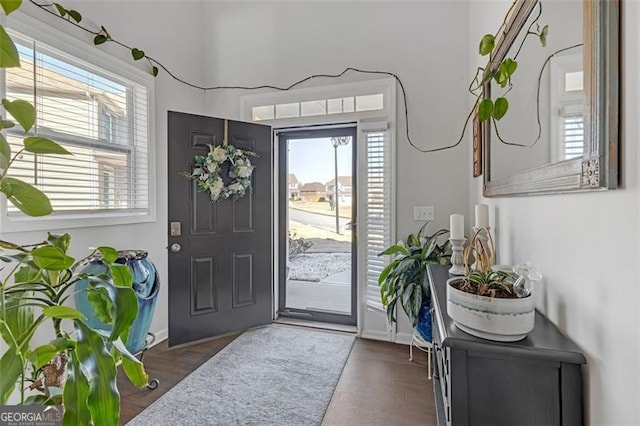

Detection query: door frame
xmin=277 ymin=126 xmax=358 ymax=325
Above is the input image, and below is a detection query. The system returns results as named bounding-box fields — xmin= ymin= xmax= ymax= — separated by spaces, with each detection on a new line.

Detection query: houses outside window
xmin=2 ymin=23 xmax=154 ymax=230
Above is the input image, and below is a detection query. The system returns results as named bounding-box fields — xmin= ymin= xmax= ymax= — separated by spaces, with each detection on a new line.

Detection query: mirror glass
xmin=483 ymin=0 xmax=619 ymax=196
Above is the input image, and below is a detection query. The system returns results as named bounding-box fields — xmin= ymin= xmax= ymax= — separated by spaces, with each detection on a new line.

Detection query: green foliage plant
xmin=377 ymin=222 xmax=451 ymax=326
xmin=463 ymin=2 xmax=548 ymax=147
xmin=0 ymin=1 xmax=148 ymax=424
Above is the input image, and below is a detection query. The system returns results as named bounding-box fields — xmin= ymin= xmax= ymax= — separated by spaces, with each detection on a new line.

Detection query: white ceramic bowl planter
xmin=446 ymin=276 xmax=535 ymax=342
xmin=445 ymin=227 xmax=538 ymax=342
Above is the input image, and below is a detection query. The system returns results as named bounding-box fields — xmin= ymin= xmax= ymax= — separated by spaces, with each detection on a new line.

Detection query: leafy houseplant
xmin=446 ymin=227 xmax=535 ymax=342
xmin=377 ymin=223 xmax=451 ymax=335
xmin=0 ymin=1 xmax=148 ymax=424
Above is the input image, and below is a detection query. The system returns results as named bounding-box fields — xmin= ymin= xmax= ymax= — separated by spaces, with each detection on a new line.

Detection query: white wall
xmin=201 ymin=0 xmax=470 ymax=339
xmin=0 ymin=0 xmax=207 ymax=345
xmin=469 ymin=1 xmax=640 ymax=424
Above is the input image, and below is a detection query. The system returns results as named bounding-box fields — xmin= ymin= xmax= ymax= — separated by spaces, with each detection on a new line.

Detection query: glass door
xmin=278 ymin=127 xmax=357 ymax=325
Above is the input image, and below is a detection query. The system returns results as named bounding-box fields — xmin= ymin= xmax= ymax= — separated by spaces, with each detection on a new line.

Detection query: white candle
xmin=475 ymin=204 xmax=489 ymax=228
xmin=450 ymin=214 xmax=464 ymax=240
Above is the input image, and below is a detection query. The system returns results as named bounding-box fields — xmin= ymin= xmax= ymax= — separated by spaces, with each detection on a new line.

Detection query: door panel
xmin=168 ymin=111 xmax=273 ymax=346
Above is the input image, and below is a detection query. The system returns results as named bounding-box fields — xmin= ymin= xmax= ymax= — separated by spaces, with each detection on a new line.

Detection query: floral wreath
xmin=183 ymin=143 xmax=257 ymax=202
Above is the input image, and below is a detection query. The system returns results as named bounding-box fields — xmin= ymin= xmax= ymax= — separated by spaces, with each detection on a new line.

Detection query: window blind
xmin=562 ymin=115 xmax=584 ymax=160
xmin=5 ymin=30 xmax=149 ymax=215
xmin=361 ymin=122 xmax=392 ymax=311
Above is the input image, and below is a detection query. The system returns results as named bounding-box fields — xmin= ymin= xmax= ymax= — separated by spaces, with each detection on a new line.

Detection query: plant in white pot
xmin=446 ymin=228 xmax=535 ymax=342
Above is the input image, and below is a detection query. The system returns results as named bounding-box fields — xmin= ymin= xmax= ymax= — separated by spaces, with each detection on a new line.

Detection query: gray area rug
xmin=127 ymin=325 xmax=355 ymax=426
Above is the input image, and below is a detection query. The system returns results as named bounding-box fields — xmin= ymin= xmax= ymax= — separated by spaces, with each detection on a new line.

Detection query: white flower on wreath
xmin=209 ymin=177 xmax=224 ymax=197
xmin=228 ymin=182 xmax=244 ymax=193
xmin=212 ymin=146 xmax=227 ymax=162
xmin=236 ymin=165 xmax=253 ymax=178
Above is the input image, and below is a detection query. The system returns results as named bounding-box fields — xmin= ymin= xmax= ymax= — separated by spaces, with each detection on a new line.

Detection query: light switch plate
xmin=413 ymin=206 xmax=435 ymax=221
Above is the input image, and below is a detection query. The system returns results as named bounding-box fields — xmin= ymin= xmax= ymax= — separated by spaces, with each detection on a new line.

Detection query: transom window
xmin=4 ymin=30 xmax=151 ymax=219
xmin=252 ymin=93 xmax=384 ymax=121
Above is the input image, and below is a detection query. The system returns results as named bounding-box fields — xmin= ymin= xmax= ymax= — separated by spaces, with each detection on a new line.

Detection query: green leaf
xmin=1 ymin=177 xmax=52 ymax=216
xmin=478 ymin=34 xmax=495 ymax=56
xmin=53 ymin=3 xmax=66 ymax=17
xmin=43 ymin=306 xmax=85 ymax=320
xmin=87 ymin=287 xmax=113 ymax=325
xmin=0 ymin=0 xmax=22 ymax=15
xmin=493 ymin=97 xmax=509 ymax=121
xmin=0 ymin=343 xmax=22 ymax=404
xmin=2 ymin=99 xmax=35 ymax=132
xmin=73 ymin=321 xmax=120 ymax=426
xmin=23 ymin=137 xmax=71 ymax=155
xmin=0 ymin=119 xmax=14 ymax=129
xmin=67 ymin=9 xmax=82 ymax=23
xmin=152 ymin=66 xmax=158 ymax=77
xmin=504 ymin=58 xmax=518 ymax=76
xmin=29 ymin=344 xmax=57 ymax=370
xmin=0 ymin=25 xmax=21 ymax=68
xmin=0 ymin=295 xmax=33 ymax=347
xmin=111 ymin=338 xmax=148 ymax=388
xmin=63 ymin=351 xmax=92 ymax=426
xmin=540 ymin=25 xmax=549 ymax=47
xmin=379 ymin=245 xmax=410 ymax=257
xmin=14 ymin=265 xmax=39 ymax=284
xmin=98 ymin=246 xmax=119 ymax=264
xmin=47 ymin=233 xmax=71 ymax=253
xmin=0 ymin=133 xmax=10 ymax=169
xmin=131 ymin=48 xmax=145 ymax=61
xmin=478 ymin=98 xmax=494 ymax=121
xmin=93 ymin=34 xmax=108 ymax=45
xmin=109 ymin=264 xmax=132 ymax=288
xmin=480 ymin=68 xmax=493 ymax=85
xmin=494 ymin=64 xmax=509 ymax=88
xmin=31 ymin=246 xmax=74 ymax=270
xmin=87 ymin=276 xmax=137 ymax=341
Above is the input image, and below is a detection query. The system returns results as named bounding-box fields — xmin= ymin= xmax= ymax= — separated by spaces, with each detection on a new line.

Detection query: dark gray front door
xmin=167 ymin=112 xmax=272 ymax=346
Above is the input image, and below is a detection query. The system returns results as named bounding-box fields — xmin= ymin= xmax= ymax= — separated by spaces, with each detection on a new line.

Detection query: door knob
xmin=170 ymin=243 xmax=182 ymax=253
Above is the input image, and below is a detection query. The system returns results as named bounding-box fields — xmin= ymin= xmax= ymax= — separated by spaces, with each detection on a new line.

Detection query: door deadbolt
xmin=170 ymin=221 xmax=182 ymax=236
xmin=170 ymin=243 xmax=182 ymax=253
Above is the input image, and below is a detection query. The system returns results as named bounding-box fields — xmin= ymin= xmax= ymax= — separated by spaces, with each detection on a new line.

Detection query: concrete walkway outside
xmin=286 ymin=269 xmax=351 ymax=314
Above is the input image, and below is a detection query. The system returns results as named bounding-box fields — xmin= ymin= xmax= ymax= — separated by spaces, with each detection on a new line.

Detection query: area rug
xmin=127 ymin=325 xmax=355 ymax=426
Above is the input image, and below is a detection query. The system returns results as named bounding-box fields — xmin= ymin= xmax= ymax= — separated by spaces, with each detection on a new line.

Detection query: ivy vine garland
xmin=184 ymin=144 xmax=257 ymax=202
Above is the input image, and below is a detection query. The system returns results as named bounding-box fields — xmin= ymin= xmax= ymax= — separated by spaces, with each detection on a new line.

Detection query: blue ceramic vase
xmin=415 ymin=302 xmax=432 ymax=343
xmin=75 ymin=250 xmax=159 ymax=353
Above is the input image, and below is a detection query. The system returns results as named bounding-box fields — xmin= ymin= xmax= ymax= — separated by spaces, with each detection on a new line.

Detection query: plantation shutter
xmin=561 ymin=105 xmax=585 ymax=160
xmin=361 ymin=121 xmax=393 ymax=311
xmin=5 ymin=30 xmax=149 ymax=215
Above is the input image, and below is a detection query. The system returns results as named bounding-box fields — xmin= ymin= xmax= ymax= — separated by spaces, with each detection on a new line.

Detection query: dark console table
xmin=427 ymin=265 xmax=586 ymax=426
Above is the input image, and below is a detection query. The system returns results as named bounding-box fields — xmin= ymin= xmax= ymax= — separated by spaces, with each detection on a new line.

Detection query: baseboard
xmin=152 ymin=327 xmax=168 ymax=347
xmin=360 ymin=329 xmax=392 ymax=342
xmin=395 ymin=331 xmax=413 ymax=346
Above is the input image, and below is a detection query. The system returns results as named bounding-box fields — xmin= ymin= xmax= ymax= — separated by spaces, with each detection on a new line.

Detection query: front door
xmin=167 ymin=112 xmax=273 ymax=346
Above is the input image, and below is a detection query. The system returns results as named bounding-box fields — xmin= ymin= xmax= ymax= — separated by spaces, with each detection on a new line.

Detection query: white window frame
xmin=0 ymin=11 xmax=156 ymax=233
xmin=240 ymin=78 xmax=398 ymax=341
xmin=549 ymin=52 xmax=585 ymax=163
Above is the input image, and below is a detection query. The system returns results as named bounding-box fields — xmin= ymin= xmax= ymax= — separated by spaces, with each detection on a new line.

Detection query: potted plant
xmin=0 ymin=4 xmax=148 ymax=424
xmin=446 ymin=227 xmax=535 ymax=342
xmin=378 ymin=222 xmax=451 ymax=341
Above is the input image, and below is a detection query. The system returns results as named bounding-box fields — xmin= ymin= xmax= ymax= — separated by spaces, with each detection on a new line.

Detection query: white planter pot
xmin=446 ymin=277 xmax=535 ymax=342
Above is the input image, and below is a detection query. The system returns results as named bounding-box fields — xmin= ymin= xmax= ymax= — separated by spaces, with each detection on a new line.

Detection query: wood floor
xmin=118 ymin=328 xmax=436 ymax=425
